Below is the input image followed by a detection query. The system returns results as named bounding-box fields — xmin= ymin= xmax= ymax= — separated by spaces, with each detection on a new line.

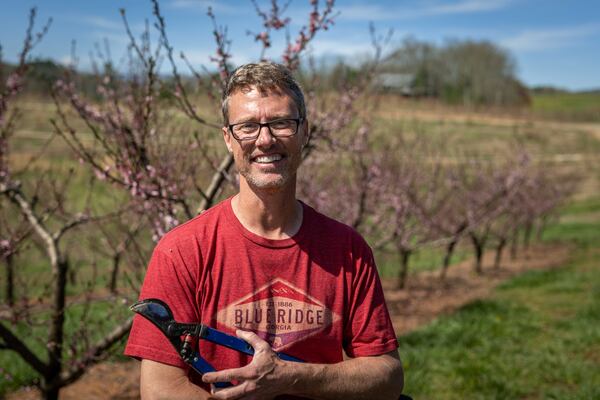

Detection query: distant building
xmin=376 ymin=73 xmax=415 ymax=96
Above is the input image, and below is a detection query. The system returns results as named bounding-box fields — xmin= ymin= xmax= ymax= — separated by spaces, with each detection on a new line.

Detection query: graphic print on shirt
xmin=216 ymin=278 xmax=340 ymax=351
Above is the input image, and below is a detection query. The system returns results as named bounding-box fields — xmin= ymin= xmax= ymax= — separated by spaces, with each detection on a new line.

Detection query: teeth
xmin=254 ymin=154 xmax=282 ymax=163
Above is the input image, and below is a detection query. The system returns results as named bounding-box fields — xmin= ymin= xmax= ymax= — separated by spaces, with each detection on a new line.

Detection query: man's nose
xmin=255 ymin=124 xmax=276 ymax=147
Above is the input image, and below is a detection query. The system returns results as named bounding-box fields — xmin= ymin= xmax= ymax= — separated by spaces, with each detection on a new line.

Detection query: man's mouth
xmin=252 ymin=154 xmax=283 ymax=164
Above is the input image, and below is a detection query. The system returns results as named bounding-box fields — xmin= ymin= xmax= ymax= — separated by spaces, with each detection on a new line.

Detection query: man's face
xmin=223 ymin=87 xmax=308 ymax=191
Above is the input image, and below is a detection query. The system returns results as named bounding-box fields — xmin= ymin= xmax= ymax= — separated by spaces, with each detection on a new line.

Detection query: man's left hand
xmin=202 ymin=329 xmax=291 ymax=400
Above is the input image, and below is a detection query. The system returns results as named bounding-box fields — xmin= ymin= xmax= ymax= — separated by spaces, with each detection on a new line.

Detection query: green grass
xmin=376 ymin=108 xmax=600 ymax=160
xmin=399 ymin=198 xmax=600 ymax=399
xmin=531 ymin=91 xmax=600 ymax=122
xmin=376 ymin=245 xmax=470 ymax=279
xmin=542 ymin=196 xmax=600 ymax=249
xmin=559 ymin=196 xmax=600 ymax=215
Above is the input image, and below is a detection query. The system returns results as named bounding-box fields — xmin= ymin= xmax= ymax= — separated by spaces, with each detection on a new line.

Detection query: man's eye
xmin=238 ymin=123 xmax=258 ymax=132
xmin=270 ymin=120 xmax=292 ymax=129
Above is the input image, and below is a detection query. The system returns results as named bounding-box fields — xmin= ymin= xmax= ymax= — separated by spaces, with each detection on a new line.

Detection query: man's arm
xmin=203 ymin=330 xmax=404 ymax=400
xmin=140 ymin=359 xmax=212 ymax=400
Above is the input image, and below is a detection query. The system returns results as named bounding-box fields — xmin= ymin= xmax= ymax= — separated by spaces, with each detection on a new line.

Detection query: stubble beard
xmin=239 ymin=164 xmax=291 ymax=190
xmin=237 ymin=153 xmax=301 ymax=191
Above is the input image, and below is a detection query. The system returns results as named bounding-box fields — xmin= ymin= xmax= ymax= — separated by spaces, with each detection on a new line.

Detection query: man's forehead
xmin=229 ymin=87 xmax=296 ymax=110
xmin=235 ymin=85 xmax=292 ymax=99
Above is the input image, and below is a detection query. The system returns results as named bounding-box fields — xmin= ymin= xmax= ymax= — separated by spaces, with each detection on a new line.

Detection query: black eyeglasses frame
xmin=227 ymin=118 xmax=303 ymax=141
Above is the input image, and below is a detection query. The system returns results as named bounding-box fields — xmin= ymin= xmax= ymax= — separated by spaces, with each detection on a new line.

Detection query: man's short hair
xmin=222 ymin=62 xmax=306 ymax=125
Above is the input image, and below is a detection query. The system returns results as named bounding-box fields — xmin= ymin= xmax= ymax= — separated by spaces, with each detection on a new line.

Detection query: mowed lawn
xmin=399 ymin=198 xmax=600 ymax=400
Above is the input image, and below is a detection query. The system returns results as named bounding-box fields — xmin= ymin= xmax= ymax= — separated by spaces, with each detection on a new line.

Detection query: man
xmin=125 ymin=62 xmax=404 ymax=399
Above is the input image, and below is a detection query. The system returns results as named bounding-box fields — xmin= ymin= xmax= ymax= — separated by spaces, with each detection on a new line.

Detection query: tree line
xmin=319 ymin=36 xmax=530 ymax=107
xmin=5 ymin=37 xmax=531 ymax=108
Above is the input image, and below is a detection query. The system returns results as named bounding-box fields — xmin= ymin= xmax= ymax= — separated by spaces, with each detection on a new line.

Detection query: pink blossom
xmin=5 ymin=73 xmax=22 ymax=91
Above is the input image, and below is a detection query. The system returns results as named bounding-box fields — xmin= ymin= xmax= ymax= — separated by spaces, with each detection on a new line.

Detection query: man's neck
xmin=231 ymin=178 xmax=303 ymax=240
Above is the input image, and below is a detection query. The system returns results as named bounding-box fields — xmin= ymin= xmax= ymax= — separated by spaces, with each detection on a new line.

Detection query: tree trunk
xmin=40 ymin=384 xmax=59 ymax=400
xmin=536 ymin=216 xmax=547 ymax=241
xmin=441 ymin=223 xmax=468 ymax=279
xmin=108 ymin=253 xmax=121 ymax=294
xmin=397 ymin=249 xmax=411 ymax=290
xmin=4 ymin=254 xmax=15 ymax=307
xmin=45 ymin=257 xmax=68 ymax=400
xmin=470 ymin=233 xmax=485 ymax=275
xmin=523 ymin=222 xmax=533 ymax=251
xmin=440 ymin=237 xmax=458 ymax=280
xmin=68 ymin=268 xmax=76 ymax=286
xmin=510 ymin=229 xmax=519 ymax=260
xmin=494 ymin=238 xmax=507 ymax=269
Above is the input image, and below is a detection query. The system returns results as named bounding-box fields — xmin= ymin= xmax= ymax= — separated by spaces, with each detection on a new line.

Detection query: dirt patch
xmin=383 ymin=243 xmax=572 ymax=335
xmin=6 ymin=361 xmax=140 ymax=400
xmin=6 ymin=243 xmax=571 ymax=399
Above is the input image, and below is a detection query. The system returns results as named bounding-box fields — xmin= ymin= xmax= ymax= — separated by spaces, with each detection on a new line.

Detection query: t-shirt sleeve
xmin=124 ymin=244 xmax=200 ymax=369
xmin=343 ymin=243 xmax=399 ymax=358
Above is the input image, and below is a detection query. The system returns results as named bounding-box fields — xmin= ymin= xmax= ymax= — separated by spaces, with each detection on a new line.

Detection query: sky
xmin=0 ymin=0 xmax=599 ymax=91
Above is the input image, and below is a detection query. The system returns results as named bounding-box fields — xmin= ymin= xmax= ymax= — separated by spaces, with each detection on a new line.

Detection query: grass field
xmin=531 ymin=91 xmax=600 ymax=122
xmin=399 ymin=197 xmax=600 ymax=399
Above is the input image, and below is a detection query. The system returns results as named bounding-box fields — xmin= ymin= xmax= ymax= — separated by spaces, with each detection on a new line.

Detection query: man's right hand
xmin=202 ymin=329 xmax=290 ymax=400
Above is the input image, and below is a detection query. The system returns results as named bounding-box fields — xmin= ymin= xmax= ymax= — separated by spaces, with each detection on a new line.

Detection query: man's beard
xmin=239 ymin=167 xmax=290 ymax=190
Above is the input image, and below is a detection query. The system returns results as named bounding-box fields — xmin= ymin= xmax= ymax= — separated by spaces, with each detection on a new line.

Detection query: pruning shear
xmin=130 ymin=298 xmax=303 ymax=388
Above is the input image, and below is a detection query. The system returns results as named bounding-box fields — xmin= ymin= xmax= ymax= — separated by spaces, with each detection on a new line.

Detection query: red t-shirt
xmin=125 ymin=198 xmax=398 ymax=393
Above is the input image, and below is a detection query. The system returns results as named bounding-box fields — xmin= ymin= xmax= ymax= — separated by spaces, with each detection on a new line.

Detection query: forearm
xmin=202 ymin=331 xmax=404 ymax=400
xmin=284 ymin=352 xmax=404 ymax=400
xmin=140 ymin=359 xmax=212 ymax=400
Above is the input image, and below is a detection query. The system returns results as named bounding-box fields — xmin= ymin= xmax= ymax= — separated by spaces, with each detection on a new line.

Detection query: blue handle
xmin=203 ymin=326 xmax=304 ymax=362
xmin=189 ymin=354 xmax=231 ymax=388
xmin=204 ymin=327 xmax=255 ymax=356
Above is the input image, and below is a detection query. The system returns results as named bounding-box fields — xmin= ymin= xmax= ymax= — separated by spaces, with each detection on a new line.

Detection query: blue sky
xmin=1 ymin=0 xmax=599 ymax=90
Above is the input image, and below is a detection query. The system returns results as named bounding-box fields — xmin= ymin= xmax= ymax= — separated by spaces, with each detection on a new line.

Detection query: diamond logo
xmin=216 ymin=278 xmax=339 ymax=351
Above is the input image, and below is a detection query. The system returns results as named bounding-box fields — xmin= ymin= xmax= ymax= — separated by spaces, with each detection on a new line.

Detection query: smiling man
xmin=125 ymin=62 xmax=404 ymax=400
xmin=224 ymin=85 xmax=304 ymax=191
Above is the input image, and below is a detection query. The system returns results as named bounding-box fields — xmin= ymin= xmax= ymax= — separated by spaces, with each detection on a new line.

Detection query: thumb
xmin=236 ymin=329 xmax=271 ymax=352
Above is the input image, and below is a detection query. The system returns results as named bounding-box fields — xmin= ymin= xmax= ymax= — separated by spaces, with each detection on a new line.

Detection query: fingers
xmin=210 ymin=384 xmax=243 ymax=400
xmin=203 ymin=331 xmax=273 ymax=384
xmin=204 ymin=330 xmax=278 ymax=399
xmin=210 ymin=381 xmax=256 ymax=400
xmin=203 ymin=365 xmax=257 ymax=384
xmin=236 ymin=329 xmax=271 ymax=352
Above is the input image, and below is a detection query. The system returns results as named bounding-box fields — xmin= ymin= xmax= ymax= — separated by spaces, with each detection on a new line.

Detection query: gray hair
xmin=221 ymin=62 xmax=306 ymax=125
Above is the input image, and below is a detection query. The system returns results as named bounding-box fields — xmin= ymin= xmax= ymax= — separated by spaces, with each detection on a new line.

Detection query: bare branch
xmin=1 ymin=182 xmax=59 ymax=267
xmin=0 ymin=321 xmax=48 ymax=375
xmin=151 ymin=0 xmax=221 ymax=129
xmin=197 ymin=153 xmax=234 ymax=213
xmin=58 ymin=317 xmax=133 ymax=387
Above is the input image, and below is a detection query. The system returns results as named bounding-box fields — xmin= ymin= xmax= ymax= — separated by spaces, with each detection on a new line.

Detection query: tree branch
xmin=197 ymin=153 xmax=234 ymax=213
xmin=1 ymin=182 xmax=58 ymax=267
xmin=58 ymin=316 xmax=133 ymax=387
xmin=0 ymin=321 xmax=48 ymax=375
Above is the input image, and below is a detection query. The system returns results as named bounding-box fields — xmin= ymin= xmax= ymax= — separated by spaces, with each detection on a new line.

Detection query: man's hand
xmin=202 ymin=329 xmax=404 ymax=400
xmin=202 ymin=329 xmax=290 ymax=400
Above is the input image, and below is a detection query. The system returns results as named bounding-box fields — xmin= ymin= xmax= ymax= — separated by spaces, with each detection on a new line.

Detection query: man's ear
xmin=222 ymin=126 xmax=233 ymax=153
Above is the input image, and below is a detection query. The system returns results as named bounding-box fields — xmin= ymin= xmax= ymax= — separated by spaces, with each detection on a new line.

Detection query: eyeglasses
xmin=228 ymin=118 xmax=303 ymax=141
